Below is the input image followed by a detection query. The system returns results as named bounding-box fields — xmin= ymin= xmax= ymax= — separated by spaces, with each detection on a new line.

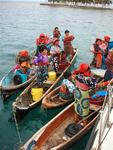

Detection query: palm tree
xmin=48 ymin=0 xmax=112 ymax=5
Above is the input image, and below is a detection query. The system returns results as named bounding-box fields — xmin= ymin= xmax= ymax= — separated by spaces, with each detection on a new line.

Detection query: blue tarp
xmin=108 ymin=41 xmax=113 ymax=49
xmin=91 ymin=90 xmax=108 ymax=99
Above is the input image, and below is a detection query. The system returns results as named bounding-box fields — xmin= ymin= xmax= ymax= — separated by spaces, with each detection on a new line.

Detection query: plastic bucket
xmin=48 ymin=71 xmax=56 ymax=81
xmin=31 ymin=88 xmax=43 ymax=102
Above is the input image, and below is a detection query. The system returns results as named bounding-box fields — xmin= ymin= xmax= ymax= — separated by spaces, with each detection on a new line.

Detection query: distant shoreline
xmin=40 ymin=2 xmax=113 ymax=10
xmin=0 ymin=1 xmax=39 ymax=2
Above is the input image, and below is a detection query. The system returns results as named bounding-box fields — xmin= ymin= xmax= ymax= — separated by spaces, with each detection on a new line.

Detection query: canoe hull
xmin=0 ymin=70 xmax=35 ymax=100
xmin=23 ymin=103 xmax=100 ymax=150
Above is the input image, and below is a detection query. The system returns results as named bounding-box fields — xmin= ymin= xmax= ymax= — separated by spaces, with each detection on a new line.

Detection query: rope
xmin=98 ymin=84 xmax=113 ymax=150
xmin=13 ymin=107 xmax=23 ymax=149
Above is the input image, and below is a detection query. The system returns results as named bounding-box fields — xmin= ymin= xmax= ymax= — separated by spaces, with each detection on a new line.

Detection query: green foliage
xmin=48 ymin=0 xmax=112 ymax=5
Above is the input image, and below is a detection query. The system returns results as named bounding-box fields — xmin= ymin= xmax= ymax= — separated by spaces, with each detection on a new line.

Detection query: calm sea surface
xmin=0 ymin=2 xmax=113 ymax=150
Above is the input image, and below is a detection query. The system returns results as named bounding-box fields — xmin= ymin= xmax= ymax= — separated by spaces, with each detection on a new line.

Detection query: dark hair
xmin=63 ymin=71 xmax=72 ymax=79
xmin=13 ymin=75 xmax=22 ymax=85
xmin=39 ymin=45 xmax=47 ymax=53
xmin=65 ymin=30 xmax=69 ymax=34
xmin=16 ymin=55 xmax=30 ymax=64
xmin=95 ymin=38 xmax=102 ymax=43
xmin=18 ymin=56 xmax=30 ymax=64
xmin=55 ymin=27 xmax=58 ymax=30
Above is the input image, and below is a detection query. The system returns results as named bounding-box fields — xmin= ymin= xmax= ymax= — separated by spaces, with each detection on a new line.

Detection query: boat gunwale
xmin=0 ymin=69 xmax=36 ymax=91
xmin=13 ymin=48 xmax=78 ymax=110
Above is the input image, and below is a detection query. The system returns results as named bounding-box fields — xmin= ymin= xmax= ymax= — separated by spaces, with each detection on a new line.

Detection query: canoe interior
xmin=15 ymin=75 xmax=60 ymax=108
xmin=32 ymin=104 xmax=99 ymax=150
xmin=1 ymin=70 xmax=35 ymax=91
xmin=42 ymin=86 xmax=73 ymax=109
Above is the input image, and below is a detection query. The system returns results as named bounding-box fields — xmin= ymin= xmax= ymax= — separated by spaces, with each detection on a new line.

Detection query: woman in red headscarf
xmin=35 ymin=33 xmax=51 ymax=56
xmin=36 ymin=33 xmax=49 ymax=46
xmin=72 ymin=63 xmax=99 ymax=122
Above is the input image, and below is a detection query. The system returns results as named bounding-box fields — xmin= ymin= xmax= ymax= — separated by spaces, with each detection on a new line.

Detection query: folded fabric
xmin=91 ymin=90 xmax=107 ymax=99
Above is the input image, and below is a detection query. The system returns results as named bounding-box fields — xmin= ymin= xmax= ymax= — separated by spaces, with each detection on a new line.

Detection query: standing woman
xmin=72 ymin=63 xmax=98 ymax=123
xmin=49 ymin=39 xmax=62 ymax=72
xmin=53 ymin=27 xmax=61 ymax=40
xmin=63 ymin=30 xmax=75 ymax=61
xmin=90 ymin=38 xmax=103 ymax=68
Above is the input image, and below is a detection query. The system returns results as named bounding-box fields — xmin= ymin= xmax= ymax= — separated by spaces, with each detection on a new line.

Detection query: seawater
xmin=0 ymin=2 xmax=113 ymax=150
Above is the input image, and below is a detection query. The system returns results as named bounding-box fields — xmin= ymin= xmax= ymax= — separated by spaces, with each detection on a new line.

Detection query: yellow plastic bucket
xmin=48 ymin=71 xmax=56 ymax=81
xmin=31 ymin=88 xmax=43 ymax=102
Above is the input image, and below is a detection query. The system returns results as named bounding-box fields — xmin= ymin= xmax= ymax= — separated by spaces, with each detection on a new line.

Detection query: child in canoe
xmin=59 ymin=71 xmax=76 ymax=101
xmin=49 ymin=39 xmax=63 ymax=72
xmin=34 ymin=45 xmax=49 ymax=85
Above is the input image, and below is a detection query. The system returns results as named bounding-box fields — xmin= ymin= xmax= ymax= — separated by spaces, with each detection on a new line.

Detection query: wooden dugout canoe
xmin=12 ymin=49 xmax=78 ymax=116
xmin=21 ymin=102 xmax=101 ymax=150
xmin=0 ymin=70 xmax=36 ymax=100
xmin=41 ymin=86 xmax=74 ymax=109
xmin=41 ymin=87 xmax=105 ymax=110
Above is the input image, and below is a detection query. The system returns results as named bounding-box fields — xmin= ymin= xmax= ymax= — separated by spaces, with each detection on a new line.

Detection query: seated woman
xmin=34 ymin=45 xmax=49 ymax=85
xmin=13 ymin=50 xmax=31 ymax=72
xmin=59 ymin=71 xmax=76 ymax=101
xmin=14 ymin=61 xmax=30 ymax=84
xmin=49 ymin=39 xmax=62 ymax=72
